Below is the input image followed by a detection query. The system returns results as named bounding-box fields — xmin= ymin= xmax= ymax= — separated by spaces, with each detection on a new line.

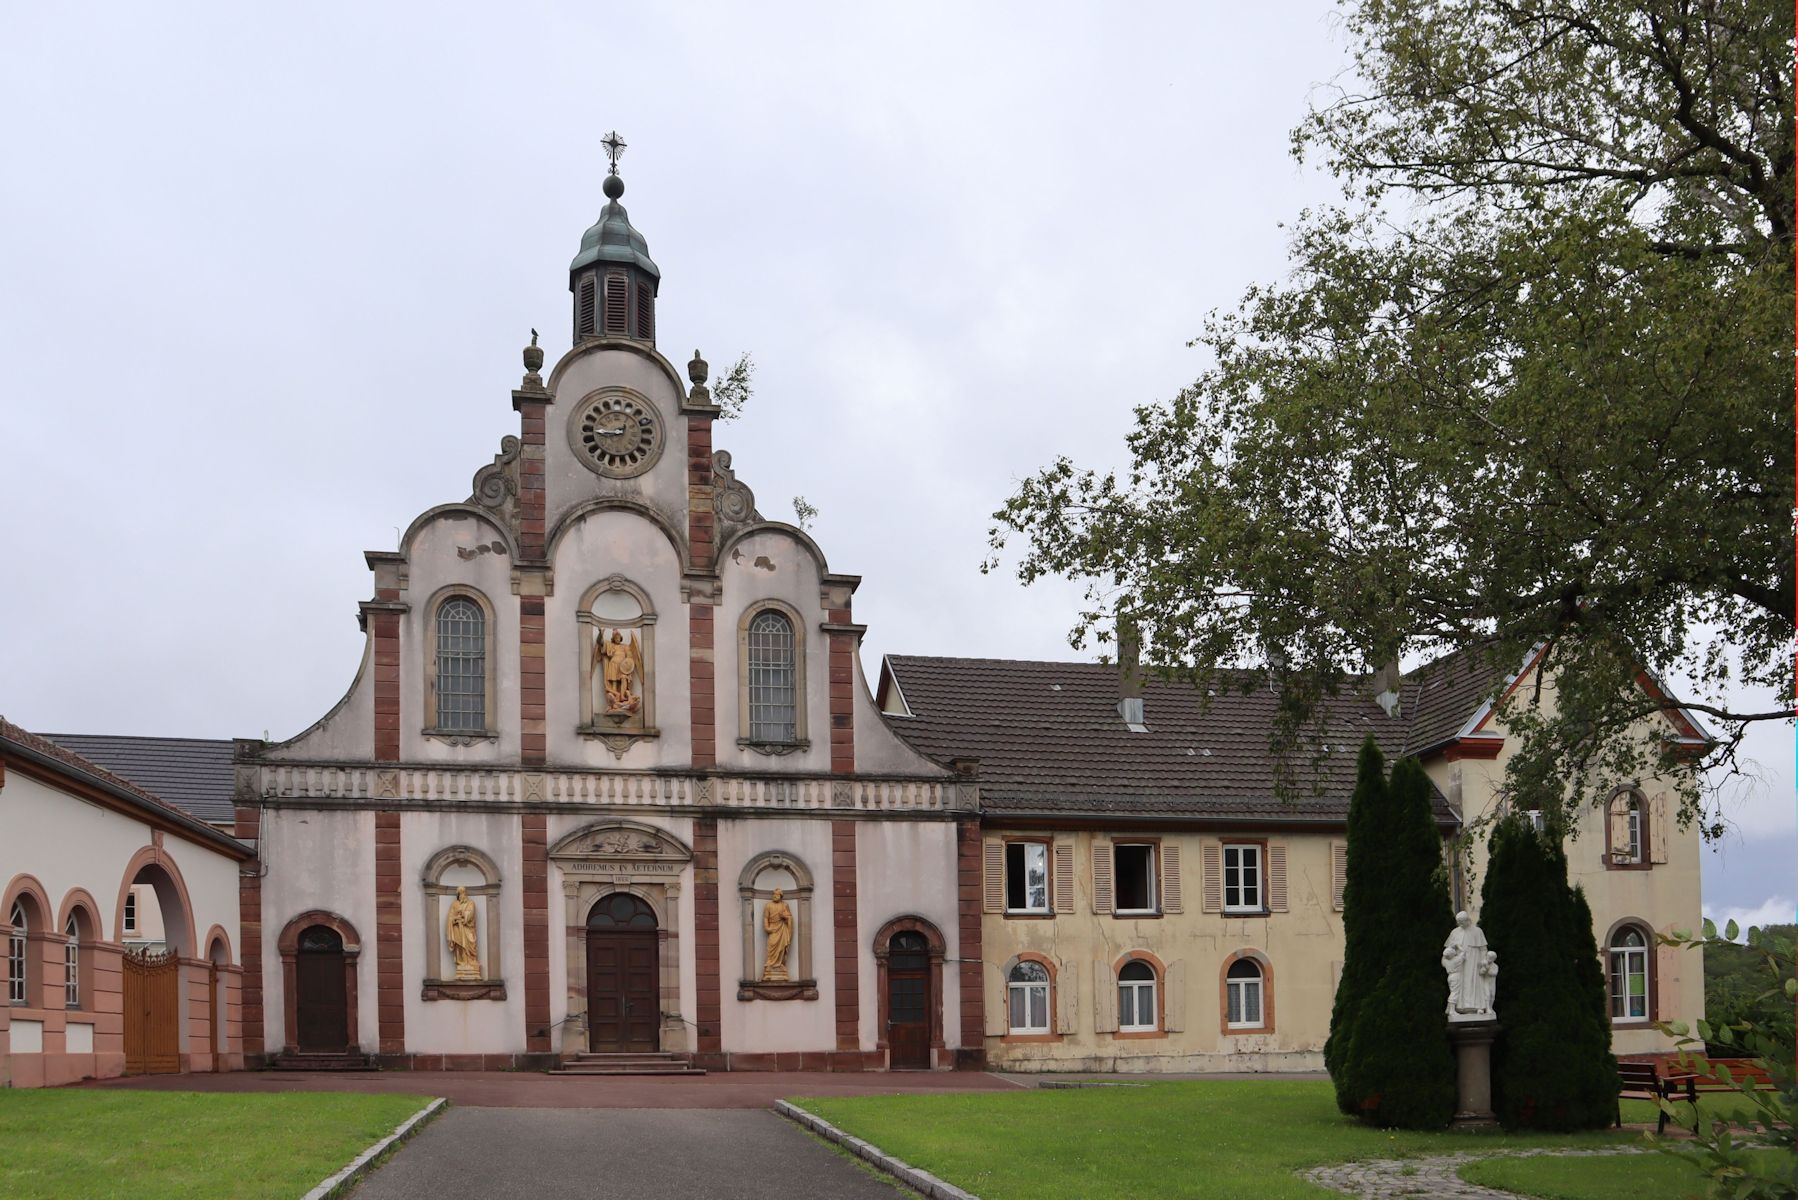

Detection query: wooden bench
xmin=1694 ymin=1058 xmax=1777 ymax=1093
xmin=1617 ymin=1060 xmax=1698 ymax=1134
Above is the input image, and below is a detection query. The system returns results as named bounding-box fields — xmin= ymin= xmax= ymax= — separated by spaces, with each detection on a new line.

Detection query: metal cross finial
xmin=601 ymin=130 xmax=627 ymax=176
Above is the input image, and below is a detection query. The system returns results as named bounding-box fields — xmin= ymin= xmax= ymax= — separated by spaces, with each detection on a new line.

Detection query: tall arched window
xmin=1225 ymin=958 xmax=1264 ymax=1029
xmin=64 ymin=916 xmax=80 ymax=1008
xmin=436 ymin=597 xmax=486 ymax=731
xmin=747 ymin=609 xmax=797 ymax=743
xmin=7 ymin=902 xmax=26 ymax=1004
xmin=1609 ymin=926 xmax=1651 ymax=1021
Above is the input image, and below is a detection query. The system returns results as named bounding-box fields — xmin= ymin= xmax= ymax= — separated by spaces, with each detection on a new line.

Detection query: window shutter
xmin=635 ymin=286 xmax=654 ymax=340
xmin=983 ymin=840 xmax=1004 ymax=913
xmin=1161 ymin=843 xmax=1183 ymax=914
xmin=1330 ymin=841 xmax=1347 ymax=911
xmin=1164 ymin=960 xmax=1185 ymax=1032
xmin=1053 ymin=841 xmax=1075 ymax=914
xmin=1655 ymin=937 xmax=1677 ymax=1019
xmin=1606 ymin=796 xmax=1630 ymax=866
xmin=1268 ymin=843 xmax=1288 ymax=913
xmin=604 ymin=273 xmax=628 ymax=334
xmin=1092 ymin=842 xmax=1114 ymax=914
xmin=1055 ymin=961 xmax=1077 ymax=1034
xmin=984 ymin=960 xmax=1008 ymax=1036
xmin=1200 ymin=840 xmax=1222 ymax=913
xmin=1650 ymin=793 xmax=1669 ymax=864
xmin=576 ymin=275 xmax=597 ymax=336
xmin=1093 ymin=966 xmax=1119 ymax=1034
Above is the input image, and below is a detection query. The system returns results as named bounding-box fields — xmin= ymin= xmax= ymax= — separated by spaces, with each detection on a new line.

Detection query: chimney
xmin=1372 ymin=658 xmax=1402 ymax=719
xmin=1117 ymin=613 xmax=1147 ymax=732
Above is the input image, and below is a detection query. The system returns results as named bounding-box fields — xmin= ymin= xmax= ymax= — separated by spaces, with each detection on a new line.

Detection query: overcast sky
xmin=2 ymin=2 xmax=1789 ymax=928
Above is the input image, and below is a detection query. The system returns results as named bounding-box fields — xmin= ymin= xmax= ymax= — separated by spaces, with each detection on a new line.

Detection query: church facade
xmin=232 ymin=162 xmax=978 ymax=1071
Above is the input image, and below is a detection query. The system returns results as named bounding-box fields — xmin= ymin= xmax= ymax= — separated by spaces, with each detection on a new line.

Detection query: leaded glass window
xmin=747 ymin=610 xmax=797 ymax=742
xmin=64 ymin=916 xmax=79 ymax=1008
xmin=437 ymin=597 xmax=486 ymax=731
xmin=8 ymin=902 xmax=27 ymax=1004
xmin=1226 ymin=958 xmax=1263 ymax=1028
xmin=1007 ymin=961 xmax=1050 ymax=1033
xmin=1609 ymin=927 xmax=1649 ymax=1021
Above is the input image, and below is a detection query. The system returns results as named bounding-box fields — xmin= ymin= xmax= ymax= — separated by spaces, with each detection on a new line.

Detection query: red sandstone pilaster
xmin=522 ymin=813 xmax=550 ymax=1052
xmin=955 ymin=818 xmax=986 ymax=1065
xmin=374 ymin=811 xmax=404 ymax=1053
xmin=692 ymin=817 xmax=721 ymax=1052
xmin=371 ymin=608 xmax=401 ymax=762
xmin=831 ymin=820 xmax=860 ymax=1050
xmin=689 ymin=603 xmax=716 ymax=768
xmin=234 ymin=800 xmax=264 ymax=1060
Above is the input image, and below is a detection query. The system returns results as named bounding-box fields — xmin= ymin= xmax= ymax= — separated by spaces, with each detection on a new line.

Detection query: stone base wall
xmin=988 ymin=1048 xmax=1326 ymax=1074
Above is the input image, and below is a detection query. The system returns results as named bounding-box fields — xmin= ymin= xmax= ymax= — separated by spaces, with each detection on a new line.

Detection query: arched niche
xmin=576 ymin=575 xmax=660 ymax=757
xmin=420 ymin=845 xmax=505 ymax=1000
xmin=736 ymin=851 xmax=817 ymax=1001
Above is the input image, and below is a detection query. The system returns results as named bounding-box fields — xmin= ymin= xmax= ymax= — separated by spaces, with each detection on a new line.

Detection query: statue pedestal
xmin=1448 ymin=1019 xmax=1500 ymax=1129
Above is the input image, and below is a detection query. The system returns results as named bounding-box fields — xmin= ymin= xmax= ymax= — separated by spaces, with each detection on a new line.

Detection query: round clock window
xmin=570 ymin=390 xmax=664 ymax=479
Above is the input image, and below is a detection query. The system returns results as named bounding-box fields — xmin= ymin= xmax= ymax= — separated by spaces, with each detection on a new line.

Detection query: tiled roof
xmin=882 ymin=656 xmax=1456 ymax=823
xmin=1398 ymin=643 xmax=1508 ymax=757
xmin=0 ymin=719 xmax=247 ymax=856
xmin=38 ymin=732 xmax=237 ymax=824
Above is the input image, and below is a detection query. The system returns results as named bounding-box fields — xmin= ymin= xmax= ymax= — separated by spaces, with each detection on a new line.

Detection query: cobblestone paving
xmin=1306 ymin=1146 xmax=1649 ymax=1198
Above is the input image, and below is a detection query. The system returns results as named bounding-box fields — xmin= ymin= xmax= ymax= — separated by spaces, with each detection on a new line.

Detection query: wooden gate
xmin=123 ymin=949 xmax=180 ymax=1074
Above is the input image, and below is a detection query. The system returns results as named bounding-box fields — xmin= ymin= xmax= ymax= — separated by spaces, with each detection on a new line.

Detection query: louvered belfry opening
xmin=635 ymin=284 xmax=654 ymax=341
xmin=575 ymin=274 xmax=598 ymax=339
xmin=603 ymin=272 xmax=629 ymax=335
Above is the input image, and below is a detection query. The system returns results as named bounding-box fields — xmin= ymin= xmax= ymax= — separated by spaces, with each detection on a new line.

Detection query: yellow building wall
xmin=980 ymin=829 xmax=1348 ymax=1071
xmin=1420 ymin=664 xmax=1706 ymax=1058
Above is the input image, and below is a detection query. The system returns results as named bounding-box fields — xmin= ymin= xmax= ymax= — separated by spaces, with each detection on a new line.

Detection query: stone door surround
xmin=549 ymin=820 xmax=690 ymax=1057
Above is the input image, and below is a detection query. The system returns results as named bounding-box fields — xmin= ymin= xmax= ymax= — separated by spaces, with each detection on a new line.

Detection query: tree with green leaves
xmin=1480 ymin=816 xmax=1618 ymax=1129
xmin=1327 ymin=740 xmax=1457 ymax=1127
xmin=987 ymin=0 xmax=1794 ymax=832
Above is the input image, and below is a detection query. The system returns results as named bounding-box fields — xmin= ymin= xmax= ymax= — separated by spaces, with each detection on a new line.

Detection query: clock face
xmin=571 ymin=390 xmax=663 ymax=479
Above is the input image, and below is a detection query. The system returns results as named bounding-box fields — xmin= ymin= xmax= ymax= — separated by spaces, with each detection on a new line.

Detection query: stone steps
xmin=548 ymin=1051 xmax=706 ymax=1077
xmin=270 ymin=1052 xmax=379 ymax=1072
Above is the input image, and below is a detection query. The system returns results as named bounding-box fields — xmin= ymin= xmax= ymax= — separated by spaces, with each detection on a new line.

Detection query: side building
xmin=878 ymin=648 xmax=1707 ymax=1072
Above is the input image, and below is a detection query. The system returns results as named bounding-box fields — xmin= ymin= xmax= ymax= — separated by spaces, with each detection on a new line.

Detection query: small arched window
xmin=64 ymin=916 xmax=80 ymax=1008
xmin=435 ymin=596 xmax=487 ymax=733
xmin=1007 ymin=961 xmax=1050 ymax=1034
xmin=7 ymin=902 xmax=26 ymax=1004
xmin=1225 ymin=958 xmax=1264 ymax=1029
xmin=746 ymin=610 xmax=797 ymax=743
xmin=1118 ymin=960 xmax=1157 ymax=1031
xmin=1609 ymin=927 xmax=1650 ymax=1021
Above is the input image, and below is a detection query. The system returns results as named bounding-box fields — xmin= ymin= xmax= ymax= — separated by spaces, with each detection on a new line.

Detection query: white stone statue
xmin=1441 ymin=910 xmax=1497 ymax=1022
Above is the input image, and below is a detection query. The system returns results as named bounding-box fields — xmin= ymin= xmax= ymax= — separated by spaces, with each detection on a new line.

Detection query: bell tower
xmin=569 ymin=131 xmax=660 ymax=346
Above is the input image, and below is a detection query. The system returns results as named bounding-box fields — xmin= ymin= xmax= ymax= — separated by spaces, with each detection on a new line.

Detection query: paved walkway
xmin=351 ymin=1106 xmax=907 ymax=1199
xmin=85 ymin=1068 xmax=1022 ymax=1109
xmin=1306 ymin=1146 xmax=1650 ymax=1198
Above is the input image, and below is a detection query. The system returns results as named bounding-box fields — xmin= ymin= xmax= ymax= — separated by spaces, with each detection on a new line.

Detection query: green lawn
xmin=1461 ymin=1149 xmax=1788 ymax=1200
xmin=0 ymin=1089 xmax=432 ymax=1200
xmin=795 ymin=1080 xmax=1639 ymax=1200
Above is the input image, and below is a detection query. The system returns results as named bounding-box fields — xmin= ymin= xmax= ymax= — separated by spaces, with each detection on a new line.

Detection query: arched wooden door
xmin=586 ymin=893 xmax=659 ymax=1052
xmin=295 ymin=925 xmax=349 ymax=1053
xmin=123 ymin=949 xmax=180 ymax=1074
xmin=886 ymin=931 xmax=931 ymax=1069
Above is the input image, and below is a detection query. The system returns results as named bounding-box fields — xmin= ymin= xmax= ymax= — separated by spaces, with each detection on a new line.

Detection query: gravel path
xmin=1306 ymin=1146 xmax=1650 ymax=1198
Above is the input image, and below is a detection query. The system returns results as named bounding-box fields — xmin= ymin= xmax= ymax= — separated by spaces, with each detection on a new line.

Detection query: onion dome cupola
xmin=569 ymin=131 xmax=661 ymax=346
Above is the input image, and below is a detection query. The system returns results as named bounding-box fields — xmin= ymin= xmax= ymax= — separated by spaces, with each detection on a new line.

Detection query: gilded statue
xmin=598 ymin=629 xmax=643 ymax=716
xmin=447 ymin=886 xmax=480 ymax=981
xmin=761 ymin=887 xmax=793 ymax=982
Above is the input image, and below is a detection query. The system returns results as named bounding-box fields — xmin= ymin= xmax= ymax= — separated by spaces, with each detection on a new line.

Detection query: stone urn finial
xmin=688 ymin=349 xmax=709 ymax=387
xmin=521 ymin=329 xmax=545 ymax=390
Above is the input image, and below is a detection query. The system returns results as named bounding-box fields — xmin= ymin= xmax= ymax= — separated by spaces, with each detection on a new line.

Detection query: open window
xmin=1005 ymin=842 xmax=1050 ymax=914
xmin=1114 ymin=844 xmax=1157 ymax=915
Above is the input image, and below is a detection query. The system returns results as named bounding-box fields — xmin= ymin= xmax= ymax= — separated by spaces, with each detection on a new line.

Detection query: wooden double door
xmin=586 ymin=893 xmax=660 ymax=1052
xmin=123 ymin=949 xmax=180 ymax=1074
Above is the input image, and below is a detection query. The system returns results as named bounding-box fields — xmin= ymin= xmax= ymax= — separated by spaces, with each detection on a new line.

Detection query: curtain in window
xmin=1609 ymin=928 xmax=1649 ymax=1019
xmin=437 ymin=597 xmax=486 ymax=731
xmin=747 ymin=610 xmax=797 ymax=742
xmin=1008 ymin=961 xmax=1050 ymax=1032
xmin=1118 ymin=960 xmax=1156 ymax=1029
xmin=1226 ymin=958 xmax=1263 ymax=1027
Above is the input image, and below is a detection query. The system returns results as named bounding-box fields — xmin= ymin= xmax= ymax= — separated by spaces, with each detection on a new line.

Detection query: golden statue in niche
xmin=598 ymin=628 xmax=643 ymax=717
xmin=446 ymin=886 xmax=480 ymax=981
xmin=761 ymin=887 xmax=793 ymax=982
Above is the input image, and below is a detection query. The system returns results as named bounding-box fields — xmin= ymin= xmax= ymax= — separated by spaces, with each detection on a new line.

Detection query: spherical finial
xmin=602 ymin=174 xmax=625 ymax=200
